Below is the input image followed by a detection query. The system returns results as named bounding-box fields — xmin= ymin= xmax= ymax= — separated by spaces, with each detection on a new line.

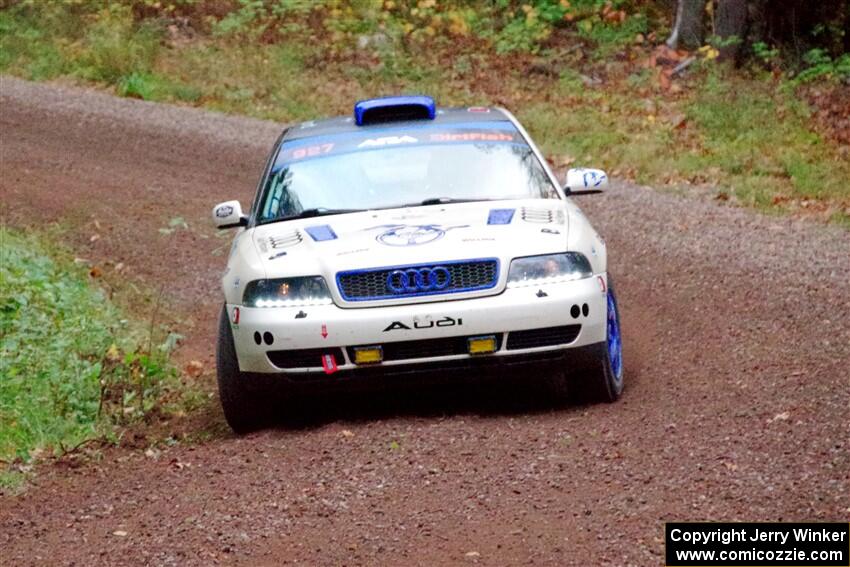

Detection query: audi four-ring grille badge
xmin=336 ymin=259 xmax=499 ymax=301
xmin=386 ymin=266 xmax=451 ymax=294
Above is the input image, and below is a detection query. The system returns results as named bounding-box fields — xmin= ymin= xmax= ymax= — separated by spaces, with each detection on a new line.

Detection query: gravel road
xmin=1 ymin=76 xmax=848 ymax=567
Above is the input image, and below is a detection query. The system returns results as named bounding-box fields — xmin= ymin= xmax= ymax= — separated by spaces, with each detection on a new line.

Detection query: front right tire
xmin=216 ymin=306 xmax=276 ymax=434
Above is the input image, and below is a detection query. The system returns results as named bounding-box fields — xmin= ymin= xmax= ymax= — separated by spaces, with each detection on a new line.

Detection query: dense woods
xmin=5 ymin=1 xmax=845 ymax=67
xmin=667 ymin=0 xmax=849 ymax=61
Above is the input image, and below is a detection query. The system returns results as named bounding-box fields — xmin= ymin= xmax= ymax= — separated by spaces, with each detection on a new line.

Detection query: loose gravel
xmin=1 ymin=76 xmax=848 ymax=567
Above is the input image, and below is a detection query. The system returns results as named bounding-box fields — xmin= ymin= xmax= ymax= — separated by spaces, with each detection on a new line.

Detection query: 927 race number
xmin=291 ymin=143 xmax=334 ymax=160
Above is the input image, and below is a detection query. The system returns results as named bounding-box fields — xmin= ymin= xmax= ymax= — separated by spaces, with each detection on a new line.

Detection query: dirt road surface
xmin=1 ymin=77 xmax=848 ymax=566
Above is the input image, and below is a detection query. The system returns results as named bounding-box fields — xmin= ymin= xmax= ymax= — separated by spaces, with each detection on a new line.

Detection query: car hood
xmin=250 ymin=199 xmax=569 ymax=279
xmin=222 ymin=197 xmax=608 ymax=307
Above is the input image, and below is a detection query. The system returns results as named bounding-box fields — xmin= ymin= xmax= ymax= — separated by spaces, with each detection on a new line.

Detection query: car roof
xmin=282 ymin=106 xmax=513 ymax=141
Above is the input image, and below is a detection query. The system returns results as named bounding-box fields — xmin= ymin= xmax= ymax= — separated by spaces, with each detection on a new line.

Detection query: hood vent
xmin=521 ymin=207 xmax=554 ymax=223
xmin=268 ymin=230 xmax=302 ymax=249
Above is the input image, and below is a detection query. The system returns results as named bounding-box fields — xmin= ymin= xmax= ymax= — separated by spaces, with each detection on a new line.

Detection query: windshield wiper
xmin=280 ymin=207 xmax=363 ymax=221
xmin=408 ymin=197 xmax=492 ymax=207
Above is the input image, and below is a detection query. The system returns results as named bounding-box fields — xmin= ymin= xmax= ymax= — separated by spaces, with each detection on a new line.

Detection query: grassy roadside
xmin=1 ymin=3 xmax=848 ymax=225
xmin=0 ymin=227 xmax=189 ymax=491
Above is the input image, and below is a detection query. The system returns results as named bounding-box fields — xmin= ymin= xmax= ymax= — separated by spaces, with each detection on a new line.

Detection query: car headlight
xmin=507 ymin=253 xmax=593 ymax=288
xmin=242 ymin=276 xmax=333 ymax=307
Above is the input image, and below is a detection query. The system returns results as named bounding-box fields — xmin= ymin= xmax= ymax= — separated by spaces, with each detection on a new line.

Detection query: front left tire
xmin=575 ymin=276 xmax=624 ymax=403
xmin=545 ymin=276 xmax=625 ymax=404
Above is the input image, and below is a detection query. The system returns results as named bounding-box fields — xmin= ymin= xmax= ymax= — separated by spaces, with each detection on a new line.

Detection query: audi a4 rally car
xmin=212 ymin=95 xmax=623 ymax=432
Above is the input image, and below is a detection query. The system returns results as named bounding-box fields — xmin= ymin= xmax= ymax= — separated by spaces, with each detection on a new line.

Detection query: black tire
xmin=543 ymin=369 xmax=572 ymax=406
xmin=216 ymin=306 xmax=276 ymax=434
xmin=573 ymin=276 xmax=624 ymax=403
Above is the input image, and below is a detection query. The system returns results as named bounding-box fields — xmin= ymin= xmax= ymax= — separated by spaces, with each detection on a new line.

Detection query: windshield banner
xmin=273 ymin=122 xmax=524 ymax=170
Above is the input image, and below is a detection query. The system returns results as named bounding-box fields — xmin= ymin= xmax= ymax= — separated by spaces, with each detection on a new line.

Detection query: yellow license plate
xmin=353 ymin=346 xmax=383 ymax=365
xmin=467 ymin=336 xmax=497 ymax=355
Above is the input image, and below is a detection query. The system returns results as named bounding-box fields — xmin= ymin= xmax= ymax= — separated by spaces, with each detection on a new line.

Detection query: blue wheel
xmin=574 ymin=275 xmax=624 ymax=403
xmin=607 ymin=284 xmax=624 ymax=386
xmin=547 ymin=275 xmax=625 ymax=404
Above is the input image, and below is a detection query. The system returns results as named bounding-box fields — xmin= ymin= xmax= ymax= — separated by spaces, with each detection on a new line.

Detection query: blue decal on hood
xmin=305 ymin=225 xmax=338 ymax=241
xmin=365 ymin=224 xmax=469 ymax=246
xmin=487 ymin=208 xmax=515 ymax=225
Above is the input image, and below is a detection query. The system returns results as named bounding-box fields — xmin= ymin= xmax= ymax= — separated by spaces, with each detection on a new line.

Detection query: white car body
xmin=223 ymin=197 xmax=609 ymax=373
xmin=212 ymin=97 xmax=621 ymax=409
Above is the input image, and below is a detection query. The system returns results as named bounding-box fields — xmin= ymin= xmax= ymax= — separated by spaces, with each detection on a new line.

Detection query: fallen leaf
xmin=769 ymin=411 xmax=791 ymax=423
xmin=106 ymin=343 xmax=121 ymax=362
xmin=667 ymin=113 xmax=687 ymax=129
xmin=89 ymin=266 xmax=103 ymax=278
xmin=184 ymin=360 xmax=204 ymax=378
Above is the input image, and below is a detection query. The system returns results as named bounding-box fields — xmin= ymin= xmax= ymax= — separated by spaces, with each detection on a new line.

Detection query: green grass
xmin=0 ymin=469 xmax=27 ymax=494
xmin=679 ymin=73 xmax=850 ymax=212
xmin=0 ymin=228 xmax=178 ymax=466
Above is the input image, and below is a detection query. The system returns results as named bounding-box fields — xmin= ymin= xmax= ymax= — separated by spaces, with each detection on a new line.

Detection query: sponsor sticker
xmin=273 ymin=122 xmax=524 ymax=169
xmin=366 ymin=224 xmax=469 ymax=247
xmin=215 ymin=205 xmax=234 ymax=218
xmin=321 ymin=353 xmax=338 ymax=374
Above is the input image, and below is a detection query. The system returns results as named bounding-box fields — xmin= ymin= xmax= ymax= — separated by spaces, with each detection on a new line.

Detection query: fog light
xmin=353 ymin=346 xmax=383 ymax=365
xmin=468 ymin=335 xmax=497 ymax=355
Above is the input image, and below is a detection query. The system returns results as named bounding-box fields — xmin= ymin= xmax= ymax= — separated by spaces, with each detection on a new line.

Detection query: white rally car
xmin=212 ymin=96 xmax=623 ymax=432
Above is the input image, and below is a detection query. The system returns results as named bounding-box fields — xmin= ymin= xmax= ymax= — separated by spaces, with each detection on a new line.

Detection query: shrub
xmin=794 ymin=49 xmax=850 ymax=84
xmin=0 ymin=229 xmax=178 ymax=462
xmin=79 ymin=5 xmax=162 ymax=83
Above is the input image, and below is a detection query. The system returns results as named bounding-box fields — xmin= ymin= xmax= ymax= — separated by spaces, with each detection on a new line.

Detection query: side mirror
xmin=212 ymin=200 xmax=247 ymax=229
xmin=564 ymin=168 xmax=609 ymax=195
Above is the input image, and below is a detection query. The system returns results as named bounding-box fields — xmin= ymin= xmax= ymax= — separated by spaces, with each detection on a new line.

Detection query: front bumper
xmin=229 ymin=274 xmax=607 ymax=375
xmin=277 ymin=344 xmax=606 ymax=393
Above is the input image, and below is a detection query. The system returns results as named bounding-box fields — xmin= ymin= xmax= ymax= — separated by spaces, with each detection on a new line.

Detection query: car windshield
xmin=256 ymin=123 xmax=558 ymax=223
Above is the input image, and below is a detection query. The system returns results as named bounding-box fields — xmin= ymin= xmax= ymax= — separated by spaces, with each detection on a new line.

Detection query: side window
xmin=249 ymin=132 xmax=287 ymax=222
xmin=261 ymin=167 xmax=296 ymax=220
xmin=261 ymin=170 xmax=283 ymax=220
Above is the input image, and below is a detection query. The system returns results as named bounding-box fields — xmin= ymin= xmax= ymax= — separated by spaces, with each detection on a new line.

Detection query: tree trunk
xmin=746 ymin=0 xmax=768 ymax=48
xmin=666 ymin=0 xmax=706 ymax=50
xmin=715 ymin=0 xmax=750 ymax=61
xmin=844 ymin=1 xmax=850 ymax=55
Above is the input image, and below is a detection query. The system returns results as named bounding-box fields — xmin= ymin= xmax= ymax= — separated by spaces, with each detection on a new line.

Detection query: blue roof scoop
xmin=354 ymin=95 xmax=436 ymax=126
